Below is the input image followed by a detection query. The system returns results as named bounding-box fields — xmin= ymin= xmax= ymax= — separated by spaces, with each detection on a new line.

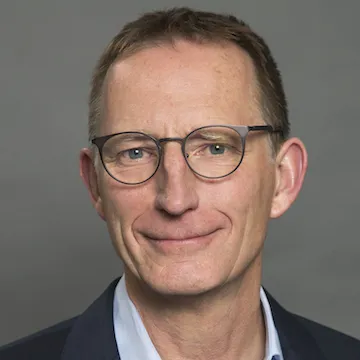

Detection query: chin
xmin=139 ymin=263 xmax=226 ymax=297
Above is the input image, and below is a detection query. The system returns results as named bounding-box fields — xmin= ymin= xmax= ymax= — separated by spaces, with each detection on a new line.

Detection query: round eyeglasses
xmin=91 ymin=125 xmax=282 ymax=185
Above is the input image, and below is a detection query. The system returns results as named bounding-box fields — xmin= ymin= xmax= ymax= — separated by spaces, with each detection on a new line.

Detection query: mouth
xmin=140 ymin=229 xmax=220 ymax=253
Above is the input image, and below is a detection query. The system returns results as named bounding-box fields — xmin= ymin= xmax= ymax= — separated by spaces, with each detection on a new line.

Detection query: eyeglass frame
xmin=91 ymin=124 xmax=283 ymax=185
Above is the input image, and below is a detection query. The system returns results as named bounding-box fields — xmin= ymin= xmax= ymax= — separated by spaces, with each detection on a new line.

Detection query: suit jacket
xmin=0 ymin=278 xmax=359 ymax=360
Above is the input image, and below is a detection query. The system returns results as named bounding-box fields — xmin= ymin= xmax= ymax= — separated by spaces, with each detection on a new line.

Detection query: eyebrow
xmin=194 ymin=131 xmax=227 ymax=141
xmin=189 ymin=129 xmax=239 ymax=143
xmin=111 ymin=133 xmax=156 ymax=143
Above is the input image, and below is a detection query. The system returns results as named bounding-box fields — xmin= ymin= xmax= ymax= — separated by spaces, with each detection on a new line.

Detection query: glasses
xmin=91 ymin=125 xmax=282 ymax=185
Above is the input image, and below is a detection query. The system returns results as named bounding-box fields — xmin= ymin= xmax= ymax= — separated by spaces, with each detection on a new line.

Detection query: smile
xmin=141 ymin=230 xmax=220 ymax=253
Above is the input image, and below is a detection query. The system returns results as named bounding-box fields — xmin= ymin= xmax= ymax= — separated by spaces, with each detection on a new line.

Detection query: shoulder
xmin=0 ymin=278 xmax=120 ymax=360
xmin=0 ymin=317 xmax=77 ymax=360
xmin=265 ymin=289 xmax=360 ymax=359
xmin=294 ymin=314 xmax=360 ymax=359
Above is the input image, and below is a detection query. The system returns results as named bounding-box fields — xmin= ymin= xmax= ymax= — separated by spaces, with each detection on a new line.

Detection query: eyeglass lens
xmin=100 ymin=126 xmax=244 ymax=184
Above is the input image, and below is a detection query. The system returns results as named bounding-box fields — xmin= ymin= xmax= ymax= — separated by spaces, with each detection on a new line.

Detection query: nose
xmin=154 ymin=142 xmax=199 ymax=216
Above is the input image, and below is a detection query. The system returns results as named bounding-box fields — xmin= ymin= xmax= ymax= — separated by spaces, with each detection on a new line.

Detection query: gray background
xmin=0 ymin=0 xmax=359 ymax=346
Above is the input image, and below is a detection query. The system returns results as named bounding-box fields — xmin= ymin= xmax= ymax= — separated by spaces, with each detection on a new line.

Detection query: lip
xmin=142 ymin=227 xmax=219 ymax=241
xmin=141 ymin=230 xmax=219 ymax=253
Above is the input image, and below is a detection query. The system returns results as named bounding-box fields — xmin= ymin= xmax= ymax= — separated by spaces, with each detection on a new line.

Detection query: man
xmin=1 ymin=7 xmax=359 ymax=360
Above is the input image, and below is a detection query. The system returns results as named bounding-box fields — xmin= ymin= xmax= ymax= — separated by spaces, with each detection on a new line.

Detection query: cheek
xmin=238 ymin=164 xmax=275 ymax=242
xmin=99 ymin=178 xmax=156 ymax=270
xmin=99 ymin=177 xmax=153 ymax=234
xmin=207 ymin=171 xmax=259 ymax=216
xmin=210 ymin=163 xmax=274 ymax=241
xmin=219 ymin=166 xmax=275 ymax=276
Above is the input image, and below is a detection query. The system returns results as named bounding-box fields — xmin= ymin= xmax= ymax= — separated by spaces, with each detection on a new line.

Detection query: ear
xmin=79 ymin=148 xmax=106 ymax=220
xmin=270 ymin=137 xmax=308 ymax=218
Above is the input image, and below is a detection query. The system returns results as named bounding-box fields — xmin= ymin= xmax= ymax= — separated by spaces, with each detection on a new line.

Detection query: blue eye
xmin=128 ymin=148 xmax=143 ymax=159
xmin=209 ymin=144 xmax=225 ymax=155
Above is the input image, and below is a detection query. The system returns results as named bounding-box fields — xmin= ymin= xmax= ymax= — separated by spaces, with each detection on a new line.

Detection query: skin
xmin=80 ymin=40 xmax=308 ymax=360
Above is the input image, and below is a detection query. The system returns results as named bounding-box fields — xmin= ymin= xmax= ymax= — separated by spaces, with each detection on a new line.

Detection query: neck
xmin=125 ymin=255 xmax=266 ymax=360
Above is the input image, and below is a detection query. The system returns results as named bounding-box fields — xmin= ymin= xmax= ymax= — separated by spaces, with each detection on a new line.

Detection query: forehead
xmin=101 ymin=40 xmax=260 ymax=135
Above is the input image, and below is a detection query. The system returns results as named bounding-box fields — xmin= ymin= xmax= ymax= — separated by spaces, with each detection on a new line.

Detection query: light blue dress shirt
xmin=113 ymin=276 xmax=283 ymax=360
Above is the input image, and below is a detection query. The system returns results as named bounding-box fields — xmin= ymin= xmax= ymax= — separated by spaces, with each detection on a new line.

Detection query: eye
xmin=209 ymin=144 xmax=226 ymax=155
xmin=127 ymin=148 xmax=143 ymax=159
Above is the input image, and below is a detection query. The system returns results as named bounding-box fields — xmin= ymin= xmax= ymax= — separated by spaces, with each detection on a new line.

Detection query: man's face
xmin=95 ymin=41 xmax=277 ymax=295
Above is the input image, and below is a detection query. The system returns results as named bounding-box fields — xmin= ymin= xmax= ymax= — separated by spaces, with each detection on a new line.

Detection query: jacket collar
xmin=265 ymin=290 xmax=326 ymax=360
xmin=61 ymin=278 xmax=326 ymax=360
xmin=61 ymin=278 xmax=120 ymax=360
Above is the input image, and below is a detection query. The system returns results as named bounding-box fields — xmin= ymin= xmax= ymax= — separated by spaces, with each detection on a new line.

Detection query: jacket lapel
xmin=61 ymin=278 xmax=121 ymax=360
xmin=265 ymin=290 xmax=326 ymax=360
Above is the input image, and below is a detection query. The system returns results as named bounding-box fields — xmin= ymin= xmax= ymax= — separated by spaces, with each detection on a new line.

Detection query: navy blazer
xmin=1 ymin=278 xmax=359 ymax=359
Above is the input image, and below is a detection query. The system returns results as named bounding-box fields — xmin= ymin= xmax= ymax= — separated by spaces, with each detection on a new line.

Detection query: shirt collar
xmin=260 ymin=287 xmax=284 ymax=360
xmin=114 ymin=276 xmax=283 ymax=360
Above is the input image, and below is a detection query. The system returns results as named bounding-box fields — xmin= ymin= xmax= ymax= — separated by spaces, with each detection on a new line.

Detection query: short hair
xmin=89 ymin=7 xmax=289 ymax=151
